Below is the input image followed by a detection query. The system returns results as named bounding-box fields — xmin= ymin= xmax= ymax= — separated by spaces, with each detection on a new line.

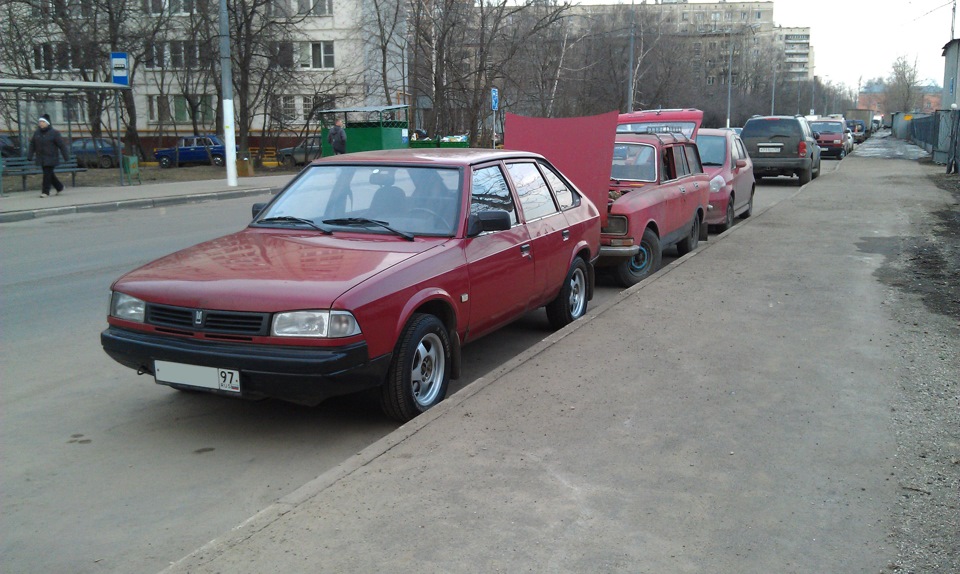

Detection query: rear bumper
xmin=752 ymin=157 xmax=809 ymax=176
xmin=101 ymin=327 xmax=390 ymax=405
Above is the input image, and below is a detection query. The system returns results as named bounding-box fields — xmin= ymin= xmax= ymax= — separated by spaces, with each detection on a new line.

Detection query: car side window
xmin=505 ymin=162 xmax=559 ymax=221
xmin=538 ymin=162 xmax=579 ymax=210
xmin=471 ymin=165 xmax=519 ymax=225
xmin=672 ymin=146 xmax=691 ymax=177
xmin=735 ymin=138 xmax=748 ymax=162
xmin=661 ymin=147 xmax=676 ymax=182
xmin=684 ymin=144 xmax=702 ymax=174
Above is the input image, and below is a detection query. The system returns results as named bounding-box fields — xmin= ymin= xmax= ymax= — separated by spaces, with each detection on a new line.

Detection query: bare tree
xmin=885 ymin=55 xmax=922 ymax=113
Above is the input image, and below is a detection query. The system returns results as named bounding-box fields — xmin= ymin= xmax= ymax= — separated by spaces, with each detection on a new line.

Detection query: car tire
xmin=380 ymin=313 xmax=451 ymax=423
xmin=676 ymin=215 xmax=700 ymax=256
xmin=158 ymin=156 xmax=172 ymax=169
xmin=613 ymin=227 xmax=661 ymax=287
xmin=212 ymin=155 xmax=225 ymax=167
xmin=739 ymin=187 xmax=755 ymax=219
xmin=281 ymin=155 xmax=296 ymax=168
xmin=99 ymin=155 xmax=113 ymax=169
xmin=812 ymin=156 xmax=821 ymax=179
xmin=546 ymin=257 xmax=589 ymax=330
xmin=798 ymin=166 xmax=811 ymax=185
xmin=717 ymin=198 xmax=735 ymax=232
xmin=838 ymin=149 xmax=846 ymax=159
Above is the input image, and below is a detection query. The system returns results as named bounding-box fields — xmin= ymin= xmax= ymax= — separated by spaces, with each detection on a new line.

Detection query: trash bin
xmin=237 ymin=157 xmax=254 ymax=177
xmin=122 ymin=155 xmax=141 ymax=185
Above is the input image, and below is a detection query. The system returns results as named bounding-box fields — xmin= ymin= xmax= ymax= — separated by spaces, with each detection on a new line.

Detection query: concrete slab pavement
xmin=156 ymin=153 xmax=949 ymax=573
xmin=0 ymin=174 xmax=293 ymax=223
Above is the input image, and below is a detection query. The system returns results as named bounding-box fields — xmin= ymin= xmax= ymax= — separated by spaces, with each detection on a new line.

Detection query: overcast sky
xmin=772 ymin=0 xmax=954 ymax=89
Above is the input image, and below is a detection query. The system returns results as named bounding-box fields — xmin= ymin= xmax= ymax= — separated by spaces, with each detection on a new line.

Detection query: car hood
xmin=112 ymin=229 xmax=444 ymax=311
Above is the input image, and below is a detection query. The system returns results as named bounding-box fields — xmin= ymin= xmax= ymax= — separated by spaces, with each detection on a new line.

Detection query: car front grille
xmin=146 ymin=303 xmax=270 ymax=336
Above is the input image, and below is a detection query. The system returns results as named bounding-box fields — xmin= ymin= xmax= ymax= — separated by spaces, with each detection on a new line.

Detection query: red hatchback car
xmin=697 ymin=128 xmax=756 ymax=231
xmin=101 ymin=149 xmax=600 ymax=422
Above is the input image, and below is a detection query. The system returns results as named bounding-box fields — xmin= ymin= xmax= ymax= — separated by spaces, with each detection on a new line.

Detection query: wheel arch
xmin=394 ymin=291 xmax=462 ymax=381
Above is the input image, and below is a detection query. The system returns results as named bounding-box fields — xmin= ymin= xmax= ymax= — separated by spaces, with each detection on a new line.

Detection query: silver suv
xmin=740 ymin=115 xmax=821 ymax=185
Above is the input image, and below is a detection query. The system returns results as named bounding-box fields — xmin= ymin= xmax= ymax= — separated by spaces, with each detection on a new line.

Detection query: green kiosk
xmin=317 ymin=104 xmax=409 ymax=157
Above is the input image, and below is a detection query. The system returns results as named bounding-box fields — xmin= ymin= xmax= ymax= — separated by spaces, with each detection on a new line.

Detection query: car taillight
xmin=798 ymin=141 xmax=807 ymax=157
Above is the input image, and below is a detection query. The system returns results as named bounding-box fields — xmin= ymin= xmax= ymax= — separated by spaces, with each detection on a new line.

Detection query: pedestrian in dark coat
xmin=27 ymin=114 xmax=70 ymax=197
xmin=328 ymin=119 xmax=347 ymax=154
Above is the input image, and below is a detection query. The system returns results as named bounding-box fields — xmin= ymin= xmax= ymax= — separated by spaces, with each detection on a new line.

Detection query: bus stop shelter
xmin=0 ymin=78 xmax=133 ymax=193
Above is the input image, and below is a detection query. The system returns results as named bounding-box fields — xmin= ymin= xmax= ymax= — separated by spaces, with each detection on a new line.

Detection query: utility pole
xmin=219 ymin=0 xmax=238 ymax=187
xmin=626 ymin=23 xmax=635 ymax=113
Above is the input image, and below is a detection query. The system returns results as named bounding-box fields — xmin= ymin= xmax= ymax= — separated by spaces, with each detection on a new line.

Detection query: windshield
xmin=810 ymin=121 xmax=844 ymax=134
xmin=611 ymin=142 xmax=657 ymax=182
xmin=696 ymin=134 xmax=727 ymax=166
xmin=256 ymin=165 xmax=463 ymax=236
xmin=617 ymin=121 xmax=698 ymax=139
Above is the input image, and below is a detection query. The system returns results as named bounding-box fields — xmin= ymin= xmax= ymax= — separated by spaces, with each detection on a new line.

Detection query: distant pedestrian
xmin=27 ymin=114 xmax=70 ymax=197
xmin=328 ymin=118 xmax=347 ymax=155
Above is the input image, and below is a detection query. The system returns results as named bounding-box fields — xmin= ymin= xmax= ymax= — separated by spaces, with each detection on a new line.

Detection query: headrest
xmin=369 ymin=170 xmax=395 ymax=186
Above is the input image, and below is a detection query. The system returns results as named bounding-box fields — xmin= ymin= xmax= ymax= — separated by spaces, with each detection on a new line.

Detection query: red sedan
xmin=101 ymin=149 xmax=600 ymax=422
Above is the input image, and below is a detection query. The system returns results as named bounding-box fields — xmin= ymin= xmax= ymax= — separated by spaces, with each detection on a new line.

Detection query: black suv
xmin=740 ymin=115 xmax=821 ymax=185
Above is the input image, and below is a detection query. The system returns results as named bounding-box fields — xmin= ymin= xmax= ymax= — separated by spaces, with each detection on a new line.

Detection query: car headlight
xmin=272 ymin=310 xmax=361 ymax=338
xmin=110 ymin=291 xmax=145 ymax=322
xmin=709 ymin=174 xmax=725 ymax=193
xmin=601 ymin=215 xmax=629 ymax=236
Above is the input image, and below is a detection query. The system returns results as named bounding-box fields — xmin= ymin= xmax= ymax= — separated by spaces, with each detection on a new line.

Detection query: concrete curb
xmin=0 ymin=186 xmax=279 ymax=223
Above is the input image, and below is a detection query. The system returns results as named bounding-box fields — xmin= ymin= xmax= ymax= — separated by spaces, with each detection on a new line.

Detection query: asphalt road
xmin=0 ymin=174 xmax=801 ymax=573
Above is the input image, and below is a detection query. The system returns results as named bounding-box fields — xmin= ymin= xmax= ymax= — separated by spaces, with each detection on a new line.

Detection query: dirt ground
xmin=878 ymin=165 xmax=959 ymax=574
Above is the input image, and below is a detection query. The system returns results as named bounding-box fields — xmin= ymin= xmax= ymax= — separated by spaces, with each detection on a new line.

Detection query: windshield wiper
xmin=258 ymin=216 xmax=332 ymax=234
xmin=322 ymin=217 xmax=414 ymax=241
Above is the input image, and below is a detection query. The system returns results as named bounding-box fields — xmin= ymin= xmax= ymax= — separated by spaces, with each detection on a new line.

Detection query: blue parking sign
xmin=491 ymin=87 xmax=499 ymax=111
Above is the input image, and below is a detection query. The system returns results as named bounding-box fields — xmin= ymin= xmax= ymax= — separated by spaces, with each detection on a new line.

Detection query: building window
xmin=301 ymin=41 xmax=334 ymax=69
xmin=269 ymin=42 xmax=295 ymax=68
xmin=33 ymin=43 xmax=78 ymax=71
xmin=297 ymin=0 xmax=332 ymax=16
xmin=707 ymin=76 xmax=716 ymax=86
xmin=303 ymin=95 xmax=335 ymax=120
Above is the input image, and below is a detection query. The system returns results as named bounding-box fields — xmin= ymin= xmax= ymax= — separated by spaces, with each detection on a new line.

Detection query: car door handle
xmin=562 ymin=229 xmax=570 ymax=241
xmin=679 ymin=186 xmax=686 ymax=194
xmin=520 ymin=244 xmax=532 ymax=257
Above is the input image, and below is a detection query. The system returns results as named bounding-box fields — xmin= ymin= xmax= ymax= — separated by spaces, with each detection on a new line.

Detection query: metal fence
xmin=908 ymin=109 xmax=960 ymax=172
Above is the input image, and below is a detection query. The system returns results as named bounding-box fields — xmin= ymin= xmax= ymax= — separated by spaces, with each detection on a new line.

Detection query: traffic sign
xmin=491 ymin=87 xmax=499 ymax=111
xmin=111 ymin=53 xmax=129 ymax=86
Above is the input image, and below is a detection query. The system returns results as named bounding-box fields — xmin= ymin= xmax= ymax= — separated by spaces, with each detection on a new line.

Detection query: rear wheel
xmin=676 ymin=215 xmax=700 ymax=255
xmin=546 ymin=257 xmax=589 ymax=330
xmin=212 ymin=155 xmax=225 ymax=167
xmin=281 ymin=155 xmax=296 ymax=168
xmin=158 ymin=156 xmax=173 ymax=169
xmin=798 ymin=166 xmax=811 ymax=185
xmin=613 ymin=228 xmax=661 ymax=287
xmin=99 ymin=155 xmax=113 ymax=169
xmin=380 ymin=314 xmax=451 ymax=423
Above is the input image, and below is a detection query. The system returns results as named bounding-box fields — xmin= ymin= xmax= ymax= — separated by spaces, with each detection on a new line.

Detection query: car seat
xmin=369 ymin=170 xmax=406 ymax=214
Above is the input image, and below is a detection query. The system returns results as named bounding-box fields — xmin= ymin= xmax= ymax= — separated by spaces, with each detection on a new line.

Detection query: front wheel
xmin=676 ymin=215 xmax=700 ymax=255
xmin=212 ymin=155 xmax=225 ymax=167
xmin=546 ymin=257 xmax=589 ymax=330
xmin=613 ymin=227 xmax=661 ymax=287
xmin=158 ymin=156 xmax=172 ymax=169
xmin=739 ymin=187 xmax=755 ymax=219
xmin=717 ymin=199 xmax=735 ymax=232
xmin=380 ymin=314 xmax=451 ymax=423
xmin=99 ymin=155 xmax=113 ymax=169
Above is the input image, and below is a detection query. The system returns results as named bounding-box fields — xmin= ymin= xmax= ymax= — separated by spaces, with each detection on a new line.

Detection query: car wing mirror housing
xmin=735 ymin=159 xmax=748 ymax=169
xmin=467 ymin=210 xmax=512 ymax=237
xmin=252 ymin=202 xmax=267 ymax=219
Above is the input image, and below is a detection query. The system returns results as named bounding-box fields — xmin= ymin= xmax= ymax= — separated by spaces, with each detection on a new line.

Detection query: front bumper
xmin=101 ymin=327 xmax=391 ymax=405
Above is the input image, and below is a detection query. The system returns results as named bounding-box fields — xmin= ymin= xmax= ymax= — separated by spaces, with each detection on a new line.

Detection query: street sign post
xmin=111 ymin=53 xmax=129 ymax=86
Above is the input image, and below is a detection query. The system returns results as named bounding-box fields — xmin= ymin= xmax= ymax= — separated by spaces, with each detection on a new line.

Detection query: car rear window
xmin=741 ymin=118 xmax=801 ymax=138
xmin=809 ymin=121 xmax=843 ymax=134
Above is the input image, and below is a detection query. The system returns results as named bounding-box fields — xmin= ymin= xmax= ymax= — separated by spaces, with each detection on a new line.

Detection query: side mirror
xmin=735 ymin=159 xmax=748 ymax=169
xmin=467 ymin=210 xmax=512 ymax=237
xmin=252 ymin=202 xmax=267 ymax=219
xmin=813 ymin=132 xmax=821 ymax=139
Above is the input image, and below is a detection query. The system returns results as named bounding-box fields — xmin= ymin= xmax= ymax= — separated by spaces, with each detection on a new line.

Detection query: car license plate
xmin=759 ymin=147 xmax=779 ymax=153
xmin=154 ymin=360 xmax=241 ymax=393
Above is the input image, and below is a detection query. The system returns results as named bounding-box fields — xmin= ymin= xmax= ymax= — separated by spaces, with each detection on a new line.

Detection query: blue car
xmin=71 ymin=138 xmax=120 ymax=168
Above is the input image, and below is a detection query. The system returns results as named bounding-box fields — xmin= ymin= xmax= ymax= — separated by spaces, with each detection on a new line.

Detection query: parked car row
xmin=98 ymin=109 xmax=765 ymax=423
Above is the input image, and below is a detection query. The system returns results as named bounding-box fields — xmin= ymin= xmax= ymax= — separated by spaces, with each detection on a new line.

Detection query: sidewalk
xmin=156 ymin=155 xmax=950 ymax=573
xmin=0 ymin=174 xmax=293 ymax=224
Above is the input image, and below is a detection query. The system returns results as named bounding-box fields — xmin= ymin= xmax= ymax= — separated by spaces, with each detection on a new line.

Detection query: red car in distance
xmin=697 ymin=128 xmax=756 ymax=231
xmin=101 ymin=149 xmax=600 ymax=422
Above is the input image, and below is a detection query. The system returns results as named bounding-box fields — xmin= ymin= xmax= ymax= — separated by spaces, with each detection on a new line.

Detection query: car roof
xmin=615 ymin=132 xmax=690 ymax=146
xmin=310 ymin=148 xmax=546 ymax=167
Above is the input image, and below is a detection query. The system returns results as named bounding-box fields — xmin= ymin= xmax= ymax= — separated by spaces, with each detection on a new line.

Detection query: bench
xmin=0 ymin=155 xmax=87 ymax=195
